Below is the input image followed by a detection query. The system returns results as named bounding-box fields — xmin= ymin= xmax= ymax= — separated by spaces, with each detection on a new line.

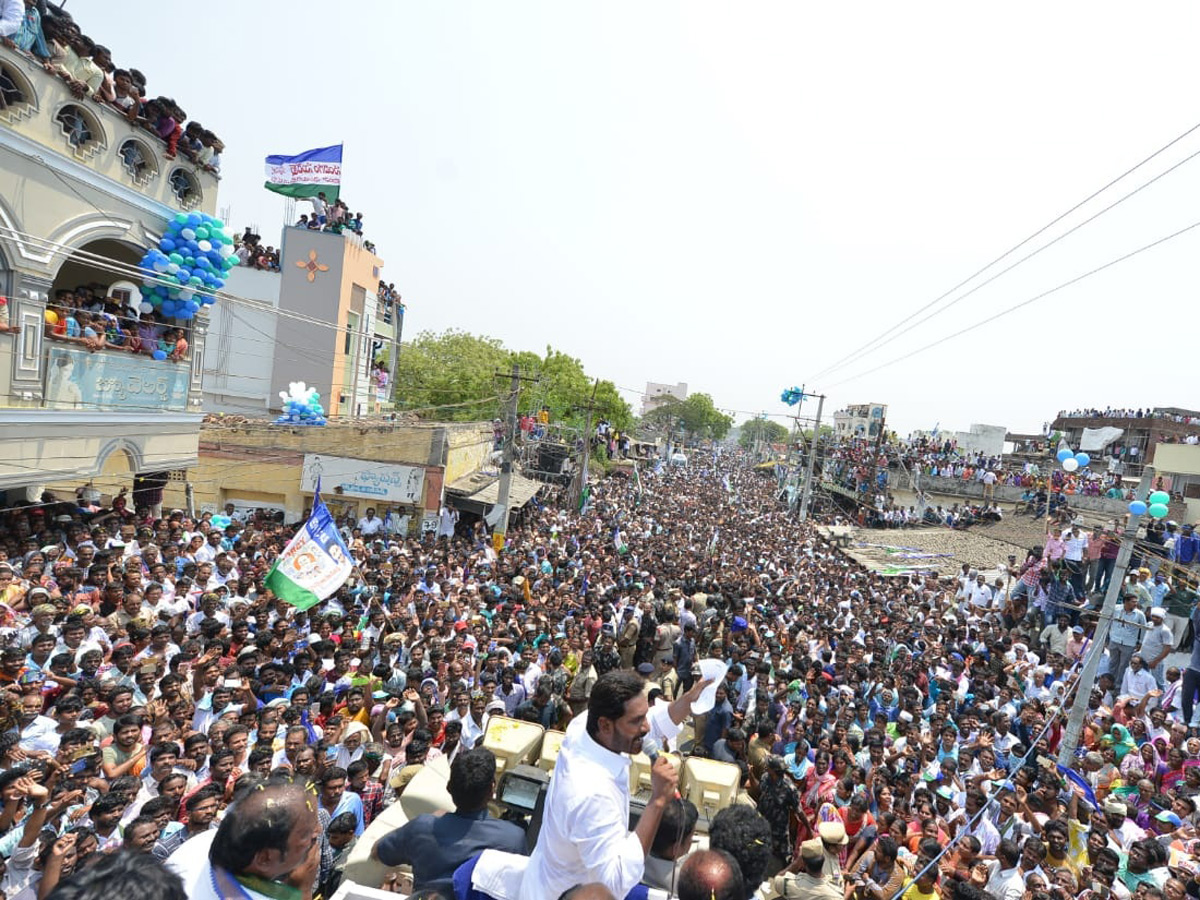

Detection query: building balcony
xmin=0 ymin=43 xmax=219 ymax=217
xmin=0 ymin=324 xmax=201 ymax=412
xmin=0 ymin=327 xmax=201 ymax=491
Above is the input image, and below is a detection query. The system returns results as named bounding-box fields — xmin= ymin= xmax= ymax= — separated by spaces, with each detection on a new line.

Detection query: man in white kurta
xmin=519 ymin=671 xmax=677 ymax=899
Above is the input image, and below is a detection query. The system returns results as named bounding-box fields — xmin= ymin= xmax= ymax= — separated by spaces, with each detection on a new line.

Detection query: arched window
xmin=54 ymin=103 xmax=103 ymax=156
xmin=168 ymin=168 xmax=201 ymax=210
xmin=0 ymin=61 xmax=36 ymax=123
xmin=118 ymin=138 xmax=157 ymax=186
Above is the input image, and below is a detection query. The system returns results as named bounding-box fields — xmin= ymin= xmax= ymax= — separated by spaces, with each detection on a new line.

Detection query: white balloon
xmin=1062 ymin=458 xmax=1079 ymax=472
xmin=180 ymin=228 xmax=196 ymax=241
xmin=166 ymin=263 xmax=179 ymax=275
xmin=197 ymin=240 xmax=212 ymax=252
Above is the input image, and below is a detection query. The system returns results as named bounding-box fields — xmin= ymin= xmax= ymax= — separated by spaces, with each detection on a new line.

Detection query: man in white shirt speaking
xmin=521 ymin=670 xmax=678 ymax=899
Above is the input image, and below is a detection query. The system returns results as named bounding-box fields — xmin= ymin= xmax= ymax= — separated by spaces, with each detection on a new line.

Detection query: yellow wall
xmin=181 ymin=420 xmax=492 ymax=521
xmin=445 ymin=426 xmax=495 ymax=484
xmin=1151 ymin=443 xmax=1200 ymax=477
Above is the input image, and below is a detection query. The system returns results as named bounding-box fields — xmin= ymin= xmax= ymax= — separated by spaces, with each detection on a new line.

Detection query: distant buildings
xmin=833 ymin=403 xmax=887 ymax=439
xmin=911 ymin=423 xmax=1007 ymax=457
xmin=641 ymin=381 xmax=688 ymax=416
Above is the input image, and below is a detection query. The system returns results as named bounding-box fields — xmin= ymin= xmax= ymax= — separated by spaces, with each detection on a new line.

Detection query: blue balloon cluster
xmin=780 ymin=386 xmax=803 ymax=406
xmin=137 ymin=212 xmax=238 ymax=322
xmin=273 ymin=382 xmax=327 ymax=427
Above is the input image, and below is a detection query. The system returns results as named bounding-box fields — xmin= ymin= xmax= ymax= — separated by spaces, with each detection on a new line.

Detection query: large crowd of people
xmin=0 ymin=449 xmax=1195 ymax=900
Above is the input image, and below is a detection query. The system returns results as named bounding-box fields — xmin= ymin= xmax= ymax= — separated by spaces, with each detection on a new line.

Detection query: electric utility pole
xmin=492 ymin=364 xmax=523 ymax=553
xmin=388 ymin=300 xmax=405 ymax=407
xmin=867 ymin=416 xmax=888 ymax=510
xmin=1057 ymin=467 xmax=1155 ymax=763
xmin=797 ymin=391 xmax=825 ymax=523
xmin=569 ymin=379 xmax=602 ymax=511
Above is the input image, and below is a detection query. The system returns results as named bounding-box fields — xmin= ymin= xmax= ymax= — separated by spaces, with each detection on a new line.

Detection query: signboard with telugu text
xmin=44 ymin=345 xmax=189 ymax=411
xmin=300 ymin=454 xmax=425 ymax=505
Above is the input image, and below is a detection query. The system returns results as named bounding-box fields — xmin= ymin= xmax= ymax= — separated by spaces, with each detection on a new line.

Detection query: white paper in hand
xmin=691 ymin=658 xmax=729 ymax=714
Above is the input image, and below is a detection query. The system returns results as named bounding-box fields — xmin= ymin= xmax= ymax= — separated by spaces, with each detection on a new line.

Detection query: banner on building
xmin=300 ymin=454 xmax=425 ymax=505
xmin=1079 ymin=426 xmax=1124 ymax=452
xmin=44 ymin=345 xmax=189 ymax=411
xmin=263 ymin=486 xmax=352 ymax=611
xmin=264 ymin=144 xmax=342 ymax=200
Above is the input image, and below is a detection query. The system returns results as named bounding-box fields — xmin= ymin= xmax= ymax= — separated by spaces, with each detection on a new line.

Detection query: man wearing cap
xmin=1139 ymin=608 xmax=1174 ymax=688
xmin=1102 ymin=797 xmax=1144 ymax=850
xmin=1066 ymin=625 xmax=1088 ymax=662
xmin=771 ymin=838 xmax=841 ymax=900
xmin=816 ymin=820 xmax=847 ymax=889
xmin=18 ymin=599 xmax=58 ymax=648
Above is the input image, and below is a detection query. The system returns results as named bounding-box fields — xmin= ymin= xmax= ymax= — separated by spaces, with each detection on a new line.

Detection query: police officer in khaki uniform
xmin=770 ymin=839 xmax=842 ymax=900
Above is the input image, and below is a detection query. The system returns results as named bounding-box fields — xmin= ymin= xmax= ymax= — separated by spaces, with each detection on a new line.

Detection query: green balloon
xmin=210 ymin=219 xmax=224 ymax=230
xmin=194 ymin=226 xmax=209 ymax=240
xmin=174 ymin=212 xmax=188 ymax=225
xmin=1148 ymin=503 xmax=1169 ymax=519
xmin=168 ymin=252 xmax=184 ymax=265
xmin=1149 ymin=490 xmax=1170 ymax=506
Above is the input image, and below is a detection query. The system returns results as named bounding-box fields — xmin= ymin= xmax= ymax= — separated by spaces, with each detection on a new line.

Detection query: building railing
xmin=0 ymin=43 xmax=218 ymax=215
xmin=0 ymin=332 xmax=190 ymax=412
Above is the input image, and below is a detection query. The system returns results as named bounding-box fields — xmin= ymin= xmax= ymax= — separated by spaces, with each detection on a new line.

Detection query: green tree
xmin=738 ymin=418 xmax=789 ymax=450
xmin=395 ymin=329 xmax=509 ymax=420
xmin=394 ymin=332 xmax=633 ymax=428
xmin=798 ymin=424 xmax=835 ymax=440
xmin=507 ymin=346 xmax=633 ymax=431
xmin=643 ymin=393 xmax=733 ymax=441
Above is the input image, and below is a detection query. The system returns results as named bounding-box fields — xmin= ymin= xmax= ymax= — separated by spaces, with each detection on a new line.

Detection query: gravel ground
xmin=844 ymin=527 xmax=1017 ymax=576
xmin=845 ymin=488 xmax=1127 ymax=577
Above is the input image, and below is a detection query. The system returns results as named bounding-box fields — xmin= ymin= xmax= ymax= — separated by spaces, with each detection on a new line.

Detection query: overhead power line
xmin=825 ymin=216 xmax=1200 ymax=388
xmin=806 ymin=118 xmax=1200 ymax=383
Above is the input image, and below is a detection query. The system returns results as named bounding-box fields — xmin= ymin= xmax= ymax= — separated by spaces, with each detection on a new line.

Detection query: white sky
xmin=103 ymin=1 xmax=1200 ymax=435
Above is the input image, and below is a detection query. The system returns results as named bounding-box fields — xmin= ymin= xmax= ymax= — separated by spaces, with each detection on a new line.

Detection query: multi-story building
xmin=641 ymin=381 xmax=687 ymax=416
xmin=833 ymin=402 xmax=887 ymax=439
xmin=1051 ymin=407 xmax=1200 ymax=475
xmin=204 ymin=226 xmax=396 ymax=418
xmin=1144 ymin=442 xmax=1200 ymax=523
xmin=0 ymin=44 xmax=219 ymax=507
